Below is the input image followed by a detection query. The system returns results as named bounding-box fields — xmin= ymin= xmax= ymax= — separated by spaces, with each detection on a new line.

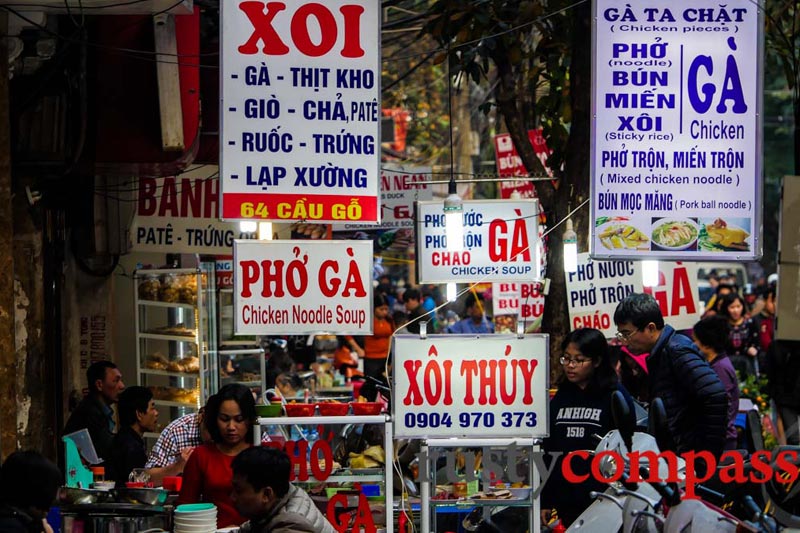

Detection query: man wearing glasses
xmin=614 ymin=293 xmax=728 ymax=456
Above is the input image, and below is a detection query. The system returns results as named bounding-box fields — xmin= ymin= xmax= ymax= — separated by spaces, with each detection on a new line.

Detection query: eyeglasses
xmin=559 ymin=356 xmax=592 ymax=367
xmin=615 ymin=329 xmax=640 ymax=343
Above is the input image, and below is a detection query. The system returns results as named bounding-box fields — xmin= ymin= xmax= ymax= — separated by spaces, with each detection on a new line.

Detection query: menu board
xmin=220 ymin=1 xmax=381 ymax=223
xmin=416 ymin=200 xmax=540 ymax=283
xmin=591 ymin=1 xmax=762 ymax=260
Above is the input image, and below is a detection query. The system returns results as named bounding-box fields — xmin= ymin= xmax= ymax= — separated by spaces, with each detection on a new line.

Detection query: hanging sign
xmin=591 ymin=0 xmax=762 ymax=260
xmin=416 ymin=200 xmax=539 ymax=283
xmin=566 ymin=253 xmax=701 ymax=337
xmin=492 ymin=282 xmax=545 ymax=333
xmin=233 ymin=240 xmax=373 ymax=334
xmin=333 ymin=164 xmax=433 ymax=230
xmin=392 ymin=334 xmax=549 ymax=438
xmin=494 ymin=130 xmax=553 ymax=199
xmin=220 ymin=0 xmax=381 ymax=223
xmin=130 ymin=166 xmax=256 ymax=254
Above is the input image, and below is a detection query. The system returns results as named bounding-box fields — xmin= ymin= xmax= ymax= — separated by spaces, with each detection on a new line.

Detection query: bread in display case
xmin=134 ymin=268 xmax=217 ymax=436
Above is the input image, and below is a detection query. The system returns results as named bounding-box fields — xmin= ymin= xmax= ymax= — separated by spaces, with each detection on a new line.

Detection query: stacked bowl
xmin=174 ymin=503 xmax=218 ymax=533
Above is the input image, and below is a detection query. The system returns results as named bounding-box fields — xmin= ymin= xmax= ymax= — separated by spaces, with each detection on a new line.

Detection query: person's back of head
xmin=614 ymin=293 xmax=665 ymax=330
xmin=0 ymin=451 xmax=61 ymax=515
xmin=118 ymin=386 xmax=153 ymax=427
xmin=692 ymin=316 xmax=729 ymax=355
xmin=464 ymin=292 xmax=484 ymax=312
xmin=231 ymin=446 xmax=291 ymax=501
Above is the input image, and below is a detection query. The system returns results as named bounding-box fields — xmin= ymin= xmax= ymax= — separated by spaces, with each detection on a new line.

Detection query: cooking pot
xmin=59 ymin=487 xmax=113 ymax=505
xmin=112 ymin=487 xmax=169 ymax=506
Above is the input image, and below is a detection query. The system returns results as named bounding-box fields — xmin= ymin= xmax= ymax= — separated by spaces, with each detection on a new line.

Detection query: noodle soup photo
xmin=650 ymin=218 xmax=699 ymax=251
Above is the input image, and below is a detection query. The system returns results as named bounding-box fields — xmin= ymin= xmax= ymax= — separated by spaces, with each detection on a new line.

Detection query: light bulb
xmin=563 ymin=219 xmax=578 ymax=273
xmin=240 ymin=220 xmax=258 ymax=233
xmin=443 ymin=177 xmax=463 ymax=251
xmin=642 ymin=260 xmax=660 ymax=287
xmin=445 ymin=210 xmax=464 ymax=251
xmin=446 ymin=282 xmax=457 ymax=302
xmin=258 ymin=222 xmax=273 ymax=240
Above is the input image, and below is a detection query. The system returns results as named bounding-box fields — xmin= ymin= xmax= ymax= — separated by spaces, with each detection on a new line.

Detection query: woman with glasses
xmin=540 ymin=328 xmax=633 ymax=528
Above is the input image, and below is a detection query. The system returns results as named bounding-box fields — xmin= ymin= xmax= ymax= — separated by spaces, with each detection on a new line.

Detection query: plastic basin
xmin=284 ymin=403 xmax=316 ymax=417
xmin=255 ymin=403 xmax=283 ymax=417
xmin=318 ymin=403 xmax=349 ymax=416
xmin=349 ymin=402 xmax=382 ymax=415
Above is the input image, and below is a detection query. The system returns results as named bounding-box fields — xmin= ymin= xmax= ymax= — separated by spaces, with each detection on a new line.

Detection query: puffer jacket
xmin=647 ymin=325 xmax=728 ymax=455
xmin=240 ymin=485 xmax=337 ymax=533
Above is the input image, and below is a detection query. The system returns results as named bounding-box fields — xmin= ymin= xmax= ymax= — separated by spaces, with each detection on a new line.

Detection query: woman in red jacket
xmin=178 ymin=384 xmax=255 ymax=527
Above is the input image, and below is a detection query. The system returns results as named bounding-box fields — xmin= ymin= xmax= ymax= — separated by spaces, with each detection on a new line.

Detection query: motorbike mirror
xmin=648 ymin=398 xmax=674 ymax=453
xmin=611 ymin=390 xmax=634 ymax=452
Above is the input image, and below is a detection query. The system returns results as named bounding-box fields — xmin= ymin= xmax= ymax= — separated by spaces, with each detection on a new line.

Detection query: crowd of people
xmin=7 ymin=267 xmax=798 ymax=532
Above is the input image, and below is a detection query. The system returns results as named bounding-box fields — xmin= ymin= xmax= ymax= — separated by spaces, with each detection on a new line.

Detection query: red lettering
xmin=326 ymin=492 xmax=375 ymax=533
xmin=477 ymin=360 xmax=498 ymax=405
xmin=238 ymin=2 xmax=290 ymax=55
xmin=510 ymin=216 xmax=531 ymax=261
xmin=158 ymin=179 xmax=178 ymax=217
xmin=180 ymin=178 xmax=201 ymax=218
xmin=563 ymin=451 xmax=590 ymax=483
xmin=718 ymin=452 xmax=746 ymax=484
xmin=423 ymin=361 xmax=442 ymax=404
xmin=319 ymin=261 xmax=339 ymax=297
xmin=441 ymin=360 xmax=453 ymax=405
xmin=749 ymin=450 xmax=774 ymax=483
xmin=402 ymin=360 xmax=423 ymax=406
xmin=310 ymin=440 xmax=333 ymax=481
xmin=291 ymin=4 xmax=337 ymax=57
xmin=518 ymin=360 xmax=537 ymax=404
xmin=499 ymin=284 xmax=517 ymax=292
xmin=682 ymin=451 xmax=715 ymax=499
xmin=521 ymin=283 xmax=539 ymax=298
xmin=775 ymin=450 xmax=800 ymax=484
xmin=138 ymin=177 xmax=157 ymax=215
xmin=670 ymin=267 xmax=696 ymax=315
xmin=460 ymin=361 xmax=478 ymax=405
xmin=489 ymin=219 xmax=508 ymax=261
xmin=339 ymin=5 xmax=365 ymax=58
xmin=240 ymin=260 xmax=259 ymax=297
xmin=431 ymin=251 xmax=470 ymax=266
xmin=204 ymin=177 xmax=218 ymax=218
xmin=591 ymin=451 xmax=624 ymax=483
xmin=626 ymin=450 xmax=680 ymax=483
xmin=498 ymin=360 xmax=518 ymax=405
xmin=284 ymin=440 xmax=309 ymax=481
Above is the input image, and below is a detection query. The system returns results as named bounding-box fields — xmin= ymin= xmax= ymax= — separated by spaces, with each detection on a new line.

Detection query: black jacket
xmin=0 ymin=504 xmax=45 ymax=533
xmin=542 ymin=381 xmax=633 ymax=526
xmin=647 ymin=325 xmax=728 ymax=455
xmin=766 ymin=340 xmax=800 ymax=409
xmin=63 ymin=395 xmax=115 ymax=462
xmin=108 ymin=425 xmax=147 ymax=487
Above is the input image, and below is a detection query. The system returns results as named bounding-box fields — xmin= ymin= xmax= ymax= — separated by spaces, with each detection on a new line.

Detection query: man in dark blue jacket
xmin=614 ymin=293 xmax=728 ymax=456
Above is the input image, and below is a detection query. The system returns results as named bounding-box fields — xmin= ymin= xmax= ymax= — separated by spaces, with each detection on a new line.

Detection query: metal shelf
xmin=257 ymin=414 xmax=388 ymax=425
xmin=139 ymin=332 xmax=198 ymax=342
xmin=140 ymin=369 xmax=200 ymax=378
xmin=152 ymin=399 xmax=200 ymax=409
xmin=137 ymin=300 xmax=196 ymax=310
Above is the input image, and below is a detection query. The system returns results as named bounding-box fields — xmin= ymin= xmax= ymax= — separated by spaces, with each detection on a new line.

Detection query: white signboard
xmin=392 ymin=334 xmax=549 ymax=438
xmin=233 ymin=240 xmax=373 ymax=334
xmin=333 ymin=165 xmax=433 ymax=231
xmin=416 ymin=200 xmax=539 ymax=283
xmin=566 ymin=253 xmax=702 ymax=337
xmin=220 ymin=0 xmax=381 ymax=223
xmin=130 ymin=166 xmax=256 ymax=254
xmin=591 ymin=1 xmax=762 ymax=260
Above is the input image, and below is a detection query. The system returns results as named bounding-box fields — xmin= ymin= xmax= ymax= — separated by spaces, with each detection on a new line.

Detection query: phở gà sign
xmin=233 ymin=240 xmax=373 ymax=334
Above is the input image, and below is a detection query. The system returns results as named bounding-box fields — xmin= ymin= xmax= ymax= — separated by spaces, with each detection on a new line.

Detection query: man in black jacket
xmin=63 ymin=360 xmax=125 ymax=461
xmin=614 ymin=293 xmax=728 ymax=456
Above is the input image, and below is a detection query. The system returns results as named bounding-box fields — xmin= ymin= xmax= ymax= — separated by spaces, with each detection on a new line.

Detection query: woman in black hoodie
xmin=541 ymin=328 xmax=632 ymax=528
